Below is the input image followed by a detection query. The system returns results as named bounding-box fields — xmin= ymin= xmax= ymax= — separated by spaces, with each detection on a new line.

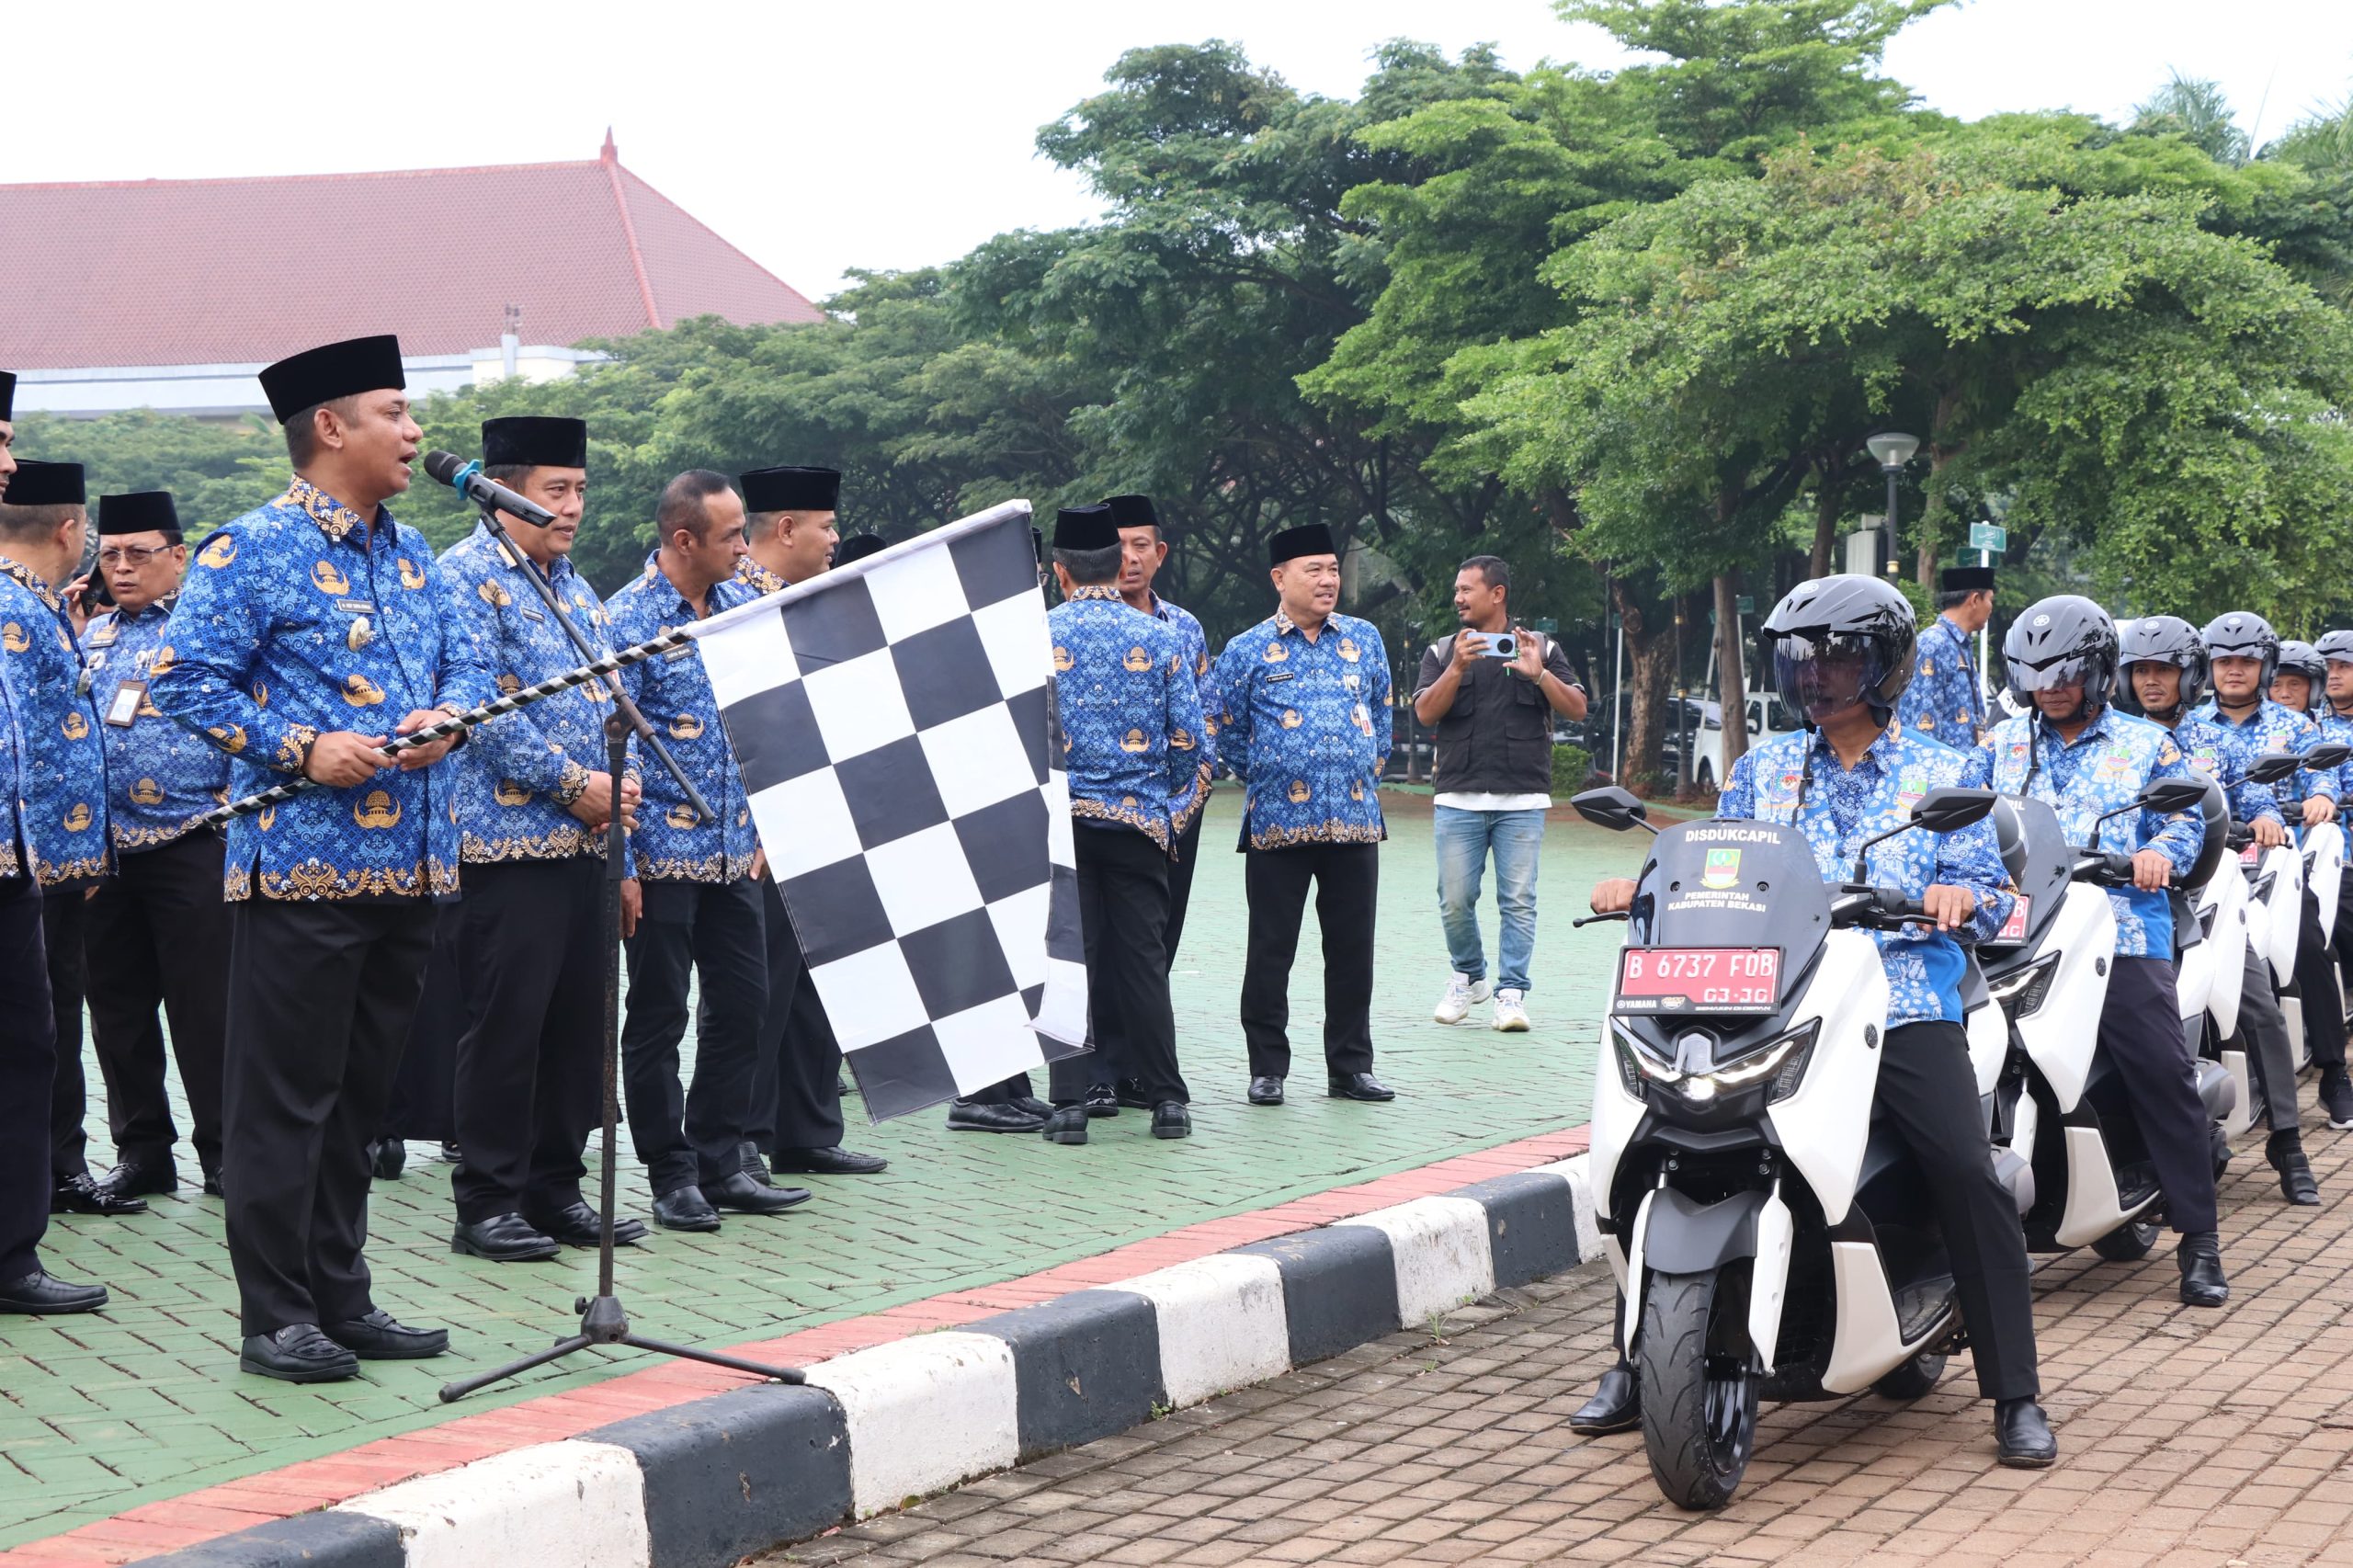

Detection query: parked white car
xmin=1671 ymin=693 xmax=1803 ymax=790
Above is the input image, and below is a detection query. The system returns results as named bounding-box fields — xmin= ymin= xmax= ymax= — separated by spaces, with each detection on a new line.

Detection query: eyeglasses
xmin=97 ymin=544 xmax=177 ymax=566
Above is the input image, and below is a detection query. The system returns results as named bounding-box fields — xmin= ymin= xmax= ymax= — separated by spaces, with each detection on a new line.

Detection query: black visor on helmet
xmin=1769 ymin=631 xmax=1894 ymax=721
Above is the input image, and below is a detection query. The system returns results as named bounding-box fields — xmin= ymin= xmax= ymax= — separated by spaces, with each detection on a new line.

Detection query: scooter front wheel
xmin=2091 ymin=1218 xmax=2159 ymax=1262
xmin=1637 ymin=1267 xmax=1758 ymax=1511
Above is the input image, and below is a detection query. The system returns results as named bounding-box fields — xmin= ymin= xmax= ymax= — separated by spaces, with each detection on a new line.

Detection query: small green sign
xmin=1529 ymin=617 xmax=1558 ymax=634
xmin=1736 ymin=596 xmax=1755 ymax=614
xmin=1968 ymin=522 xmax=2007 ymax=553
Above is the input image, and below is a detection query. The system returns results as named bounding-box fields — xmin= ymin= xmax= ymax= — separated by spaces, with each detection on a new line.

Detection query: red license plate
xmin=1995 ymin=894 xmax=2031 ymax=944
xmin=1613 ymin=947 xmax=1781 ymax=1016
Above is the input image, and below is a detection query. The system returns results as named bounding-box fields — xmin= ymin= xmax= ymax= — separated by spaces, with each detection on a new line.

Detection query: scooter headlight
xmin=1987 ymin=952 xmax=2061 ymax=1017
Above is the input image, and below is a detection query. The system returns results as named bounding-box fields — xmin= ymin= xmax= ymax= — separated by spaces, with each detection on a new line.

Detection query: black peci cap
xmin=3 ymin=460 xmax=85 ymax=507
xmin=1941 ymin=565 xmax=1995 ymax=593
xmin=835 ymin=533 xmax=887 ymax=565
xmin=482 ymin=416 xmax=587 ymax=470
xmin=1104 ymin=493 xmax=1159 ymax=530
xmin=1269 ymin=522 xmax=1336 ymax=565
xmin=1053 ymin=503 xmax=1120 ymax=551
xmin=0 ymin=370 xmax=15 ymax=423
xmin=258 ymin=335 xmax=405 ymax=424
xmin=740 ymin=466 xmax=842 ymax=514
xmin=97 ymin=491 xmax=180 ymax=537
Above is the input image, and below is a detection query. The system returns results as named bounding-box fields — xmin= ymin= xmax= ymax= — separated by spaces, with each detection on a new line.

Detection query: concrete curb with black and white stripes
xmin=130 ymin=1155 xmax=1599 ymax=1568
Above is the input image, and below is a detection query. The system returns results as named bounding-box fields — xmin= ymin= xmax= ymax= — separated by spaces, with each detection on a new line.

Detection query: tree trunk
xmin=1611 ymin=576 xmax=1676 ymax=795
xmin=1714 ymin=569 xmax=1749 ymax=783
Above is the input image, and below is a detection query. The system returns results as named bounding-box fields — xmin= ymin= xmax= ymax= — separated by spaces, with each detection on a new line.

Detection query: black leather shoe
xmin=1247 ymin=1075 xmax=1285 ymax=1107
xmin=451 ymin=1212 xmax=562 ymax=1262
xmin=1012 ymin=1096 xmax=1055 ymax=1120
xmin=325 ymin=1309 xmax=449 ymax=1359
xmin=95 ymin=1160 xmax=176 ymax=1200
xmin=1083 ymin=1084 xmax=1120 ymax=1119
xmin=437 ymin=1141 xmax=461 ymax=1163
xmin=2268 ymin=1129 xmax=2321 ymax=1206
xmin=652 ymin=1186 xmax=723 ymax=1232
xmin=201 ymin=1168 xmax=225 ymax=1198
xmin=947 ymin=1099 xmax=1047 ymax=1133
xmin=240 ymin=1324 xmax=359 ymax=1383
xmin=1994 ymin=1398 xmax=2057 ymax=1468
xmin=1327 ymin=1072 xmax=1396 ymax=1102
xmin=0 ymin=1268 xmax=108 ymax=1314
xmin=735 ymin=1142 xmax=779 ymax=1187
xmin=706 ymin=1171 xmax=812 ymax=1215
xmin=2179 ymin=1231 xmax=2229 ymax=1307
xmin=51 ymin=1173 xmax=146 ymax=1216
xmin=526 ymin=1199 xmax=648 ymax=1247
xmin=1041 ymin=1106 xmax=1090 ymax=1145
xmin=1569 ymin=1361 xmax=1641 ymax=1434
xmin=369 ymin=1140 xmax=405 ymax=1180
xmin=1115 ymin=1077 xmax=1152 ymax=1110
xmin=771 ymin=1146 xmax=890 ymax=1176
xmin=1152 ymin=1102 xmax=1191 ymax=1140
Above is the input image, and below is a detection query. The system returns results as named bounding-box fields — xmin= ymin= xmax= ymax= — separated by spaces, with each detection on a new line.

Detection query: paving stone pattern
xmin=774 ymin=1114 xmax=2353 ymax=1568
xmin=0 ymin=790 xmax=1641 ymax=1545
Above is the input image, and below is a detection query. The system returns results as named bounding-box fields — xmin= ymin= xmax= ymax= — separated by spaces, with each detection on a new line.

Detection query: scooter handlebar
xmin=2073 ymin=849 xmax=2139 ymax=888
xmin=1833 ymin=888 xmax=1933 ymax=928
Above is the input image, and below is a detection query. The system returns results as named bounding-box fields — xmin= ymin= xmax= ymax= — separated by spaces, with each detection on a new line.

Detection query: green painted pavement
xmin=0 ymin=789 xmax=1646 ymax=1545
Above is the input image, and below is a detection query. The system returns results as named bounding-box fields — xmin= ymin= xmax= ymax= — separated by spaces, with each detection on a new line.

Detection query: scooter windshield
xmin=1626 ymin=820 xmax=1833 ymax=1014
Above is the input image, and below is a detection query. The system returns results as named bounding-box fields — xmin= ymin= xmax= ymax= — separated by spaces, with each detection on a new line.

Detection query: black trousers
xmin=43 ymin=890 xmax=89 ymax=1182
xmin=1878 ymin=1022 xmax=2040 ymax=1400
xmin=1165 ymin=811 xmax=1203 ymax=970
xmin=1049 ymin=827 xmax=1188 ymax=1107
xmin=2331 ymin=873 xmax=2353 ymax=1020
xmin=1081 ymin=812 xmax=1205 ymax=1096
xmin=620 ymin=877 xmax=766 ymax=1195
xmin=449 ymin=858 xmax=605 ymax=1223
xmin=964 ymin=1073 xmax=1036 ymax=1106
xmin=2227 ymin=945 xmax=2302 ymax=1130
xmin=84 ymin=831 xmax=230 ymax=1176
xmin=223 ymin=898 xmax=434 ymax=1336
xmin=382 ymin=906 xmax=461 ymax=1143
xmin=1240 ymin=841 xmax=1378 ymax=1079
xmin=2289 ymin=886 xmax=2348 ymax=1070
xmin=0 ymin=873 xmax=57 ymax=1279
xmin=2098 ymin=957 xmax=2220 ymax=1236
xmin=745 ymin=878 xmax=845 ymax=1154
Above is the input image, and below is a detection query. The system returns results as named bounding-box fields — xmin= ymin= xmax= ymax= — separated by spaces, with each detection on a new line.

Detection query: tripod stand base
xmin=438 ymin=1295 xmax=802 ymax=1403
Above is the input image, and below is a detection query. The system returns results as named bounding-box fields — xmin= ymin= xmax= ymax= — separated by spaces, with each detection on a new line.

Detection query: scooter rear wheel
xmin=1637 ymin=1267 xmax=1758 ymax=1511
xmin=1871 ymin=1350 xmax=1948 ymax=1401
xmin=2091 ymin=1218 xmax=2159 ymax=1262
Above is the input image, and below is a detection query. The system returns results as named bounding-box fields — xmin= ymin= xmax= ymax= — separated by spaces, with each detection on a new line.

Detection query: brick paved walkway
xmin=0 ymin=790 xmax=1641 ymax=1546
xmin=773 ymin=1114 xmax=2353 ymax=1568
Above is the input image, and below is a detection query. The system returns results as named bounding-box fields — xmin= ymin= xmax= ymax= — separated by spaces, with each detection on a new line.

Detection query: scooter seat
xmin=2192 ymin=1056 xmax=2239 ymax=1123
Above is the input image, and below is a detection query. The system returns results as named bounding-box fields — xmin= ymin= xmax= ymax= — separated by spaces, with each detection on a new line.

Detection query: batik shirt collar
xmin=279 ymin=475 xmax=381 ymax=544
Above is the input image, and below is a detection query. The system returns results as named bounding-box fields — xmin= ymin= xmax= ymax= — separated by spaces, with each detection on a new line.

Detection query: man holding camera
xmin=1411 ymin=556 xmax=1586 ymax=1033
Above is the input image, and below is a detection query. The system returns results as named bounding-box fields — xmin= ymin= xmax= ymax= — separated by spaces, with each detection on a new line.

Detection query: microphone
xmin=422 ymin=449 xmax=557 ymax=528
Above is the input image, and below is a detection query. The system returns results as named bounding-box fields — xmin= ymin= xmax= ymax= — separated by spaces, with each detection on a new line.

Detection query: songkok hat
xmin=835 ymin=534 xmax=887 ymax=566
xmin=97 ymin=491 xmax=180 ymax=538
xmin=1104 ymin=494 xmax=1159 ymax=530
xmin=482 ymin=415 xmax=586 ymax=470
xmin=3 ymin=460 xmax=85 ymax=507
xmin=1941 ymin=565 xmax=1995 ymax=593
xmin=259 ymin=335 xmax=405 ymax=424
xmin=1053 ymin=503 xmax=1119 ymax=551
xmin=1269 ymin=522 xmax=1337 ymax=565
xmin=741 ymin=465 xmax=842 ymax=514
xmin=0 ymin=371 xmax=16 ymax=422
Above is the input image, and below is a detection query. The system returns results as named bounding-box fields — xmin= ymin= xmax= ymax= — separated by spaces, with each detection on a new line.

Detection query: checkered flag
xmin=688 ymin=501 xmax=1088 ymax=1120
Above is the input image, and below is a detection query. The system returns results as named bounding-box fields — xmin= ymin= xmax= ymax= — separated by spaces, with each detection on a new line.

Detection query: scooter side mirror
xmin=2136 ymin=778 xmax=2211 ymax=815
xmin=2307 ymin=742 xmax=2351 ymax=770
xmin=1909 ymin=786 xmax=1997 ymax=835
xmin=1572 ymin=786 xmax=1654 ymax=834
xmin=2247 ymin=752 xmax=2302 ymax=786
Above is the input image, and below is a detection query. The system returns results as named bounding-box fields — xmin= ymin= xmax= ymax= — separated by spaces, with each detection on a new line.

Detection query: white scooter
xmin=1979 ymin=778 xmax=2232 ymax=1265
xmin=2215 ymin=752 xmax=2308 ymax=1127
xmin=1571 ymin=784 xmax=2018 ymax=1511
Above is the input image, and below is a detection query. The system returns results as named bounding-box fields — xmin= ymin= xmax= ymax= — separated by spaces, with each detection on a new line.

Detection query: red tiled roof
xmin=0 ymin=135 xmax=823 ymax=369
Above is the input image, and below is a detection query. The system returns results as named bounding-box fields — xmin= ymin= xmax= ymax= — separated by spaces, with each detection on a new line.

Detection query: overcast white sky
xmin=11 ymin=0 xmax=2353 ymax=304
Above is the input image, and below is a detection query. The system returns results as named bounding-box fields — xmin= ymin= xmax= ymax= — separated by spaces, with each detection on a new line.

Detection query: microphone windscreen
xmin=422 ymin=450 xmax=467 ymax=484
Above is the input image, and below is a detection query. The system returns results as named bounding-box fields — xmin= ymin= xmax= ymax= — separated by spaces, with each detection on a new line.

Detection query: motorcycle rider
xmin=2315 ymin=628 xmax=2353 ymax=1130
xmin=2198 ymin=614 xmax=2353 ymax=1131
xmin=1988 ymin=597 xmax=2226 ymax=1306
xmin=1573 ymin=574 xmax=2054 ymax=1469
xmin=2116 ymin=616 xmax=2320 ymax=1202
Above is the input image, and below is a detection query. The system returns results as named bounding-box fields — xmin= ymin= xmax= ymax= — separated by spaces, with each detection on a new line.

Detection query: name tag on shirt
xmin=520 ymin=606 xmax=545 ymax=622
xmin=1264 ymin=672 xmax=1294 ymax=684
xmin=335 ymin=598 xmax=376 ymax=615
xmin=106 ymin=680 xmax=145 ymax=728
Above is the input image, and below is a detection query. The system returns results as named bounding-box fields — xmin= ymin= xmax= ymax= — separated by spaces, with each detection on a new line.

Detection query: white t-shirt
xmin=1434 ymin=791 xmax=1552 ymax=812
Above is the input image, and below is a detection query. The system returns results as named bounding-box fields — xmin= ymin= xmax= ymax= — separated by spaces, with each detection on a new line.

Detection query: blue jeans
xmin=1434 ymin=805 xmax=1546 ymax=994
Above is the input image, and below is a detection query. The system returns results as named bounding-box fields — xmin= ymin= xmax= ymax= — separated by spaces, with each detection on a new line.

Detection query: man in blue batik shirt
xmin=606 ymin=471 xmax=804 ymax=1233
xmin=1035 ymin=504 xmax=1210 ymax=1146
xmin=437 ymin=416 xmax=650 ymax=1263
xmin=1987 ymin=597 xmax=2227 ymax=1308
xmin=2316 ymin=629 xmax=2353 ymax=1131
xmin=1213 ymin=522 xmax=1394 ymax=1108
xmin=1895 ymin=564 xmax=1994 ymax=745
xmin=1576 ymin=574 xmax=2052 ymax=1468
xmin=0 ymin=417 xmax=112 ymax=1315
xmin=79 ymin=491 xmax=233 ymax=1208
xmin=2198 ymin=612 xmax=2353 ymax=1131
xmin=153 ymin=335 xmax=494 ymax=1381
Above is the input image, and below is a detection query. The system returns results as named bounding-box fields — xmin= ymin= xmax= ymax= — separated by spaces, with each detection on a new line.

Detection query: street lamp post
xmin=1866 ymin=431 xmax=1921 ymax=577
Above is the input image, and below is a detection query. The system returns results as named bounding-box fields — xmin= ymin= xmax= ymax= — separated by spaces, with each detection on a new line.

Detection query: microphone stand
xmin=438 ymin=711 xmax=801 ymax=1402
xmin=468 ymin=504 xmax=714 ymax=825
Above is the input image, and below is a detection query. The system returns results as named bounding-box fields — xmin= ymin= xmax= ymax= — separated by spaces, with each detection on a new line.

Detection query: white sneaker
xmin=1492 ymin=990 xmax=1530 ymax=1032
xmin=1434 ymin=972 xmax=1491 ymax=1024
